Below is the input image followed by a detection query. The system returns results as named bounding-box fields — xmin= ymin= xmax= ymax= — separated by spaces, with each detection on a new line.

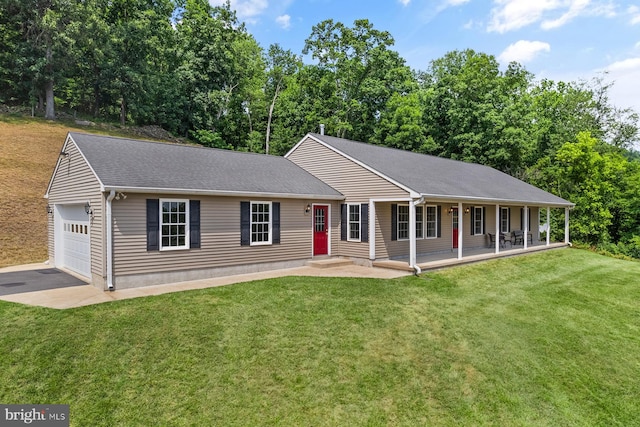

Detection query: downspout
xmin=411 ymin=197 xmax=425 ymax=275
xmin=106 ymin=190 xmax=116 ymax=290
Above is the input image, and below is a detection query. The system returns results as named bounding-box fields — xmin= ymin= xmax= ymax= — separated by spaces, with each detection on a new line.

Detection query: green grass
xmin=1 ymin=249 xmax=639 ymax=426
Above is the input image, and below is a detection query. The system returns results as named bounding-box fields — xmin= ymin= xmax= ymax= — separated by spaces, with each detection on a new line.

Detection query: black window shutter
xmin=508 ymin=208 xmax=511 ymax=231
xmin=340 ymin=204 xmax=347 ymax=241
xmin=361 ymin=203 xmax=369 ymax=243
xmin=437 ymin=205 xmax=442 ymax=238
xmin=470 ymin=206 xmax=475 ymax=235
xmin=272 ymin=202 xmax=280 ymax=244
xmin=240 ymin=201 xmax=250 ymax=246
xmin=146 ymin=199 xmax=159 ymax=251
xmin=520 ymin=208 xmax=523 ymax=231
xmin=391 ymin=204 xmax=398 ymax=241
xmin=190 ymin=200 xmax=201 ymax=249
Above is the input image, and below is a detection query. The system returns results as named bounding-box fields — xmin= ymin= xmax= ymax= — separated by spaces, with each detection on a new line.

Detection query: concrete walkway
xmin=0 ymin=262 xmax=410 ymax=310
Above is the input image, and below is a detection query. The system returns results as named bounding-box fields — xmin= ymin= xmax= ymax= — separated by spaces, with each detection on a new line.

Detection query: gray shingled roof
xmin=68 ymin=133 xmax=343 ymax=199
xmin=308 ymin=133 xmax=573 ymax=206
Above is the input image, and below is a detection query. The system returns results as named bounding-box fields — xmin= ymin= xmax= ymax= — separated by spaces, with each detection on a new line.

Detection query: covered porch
xmin=373 ymin=241 xmax=568 ymax=272
xmin=368 ymin=197 xmax=572 ymax=274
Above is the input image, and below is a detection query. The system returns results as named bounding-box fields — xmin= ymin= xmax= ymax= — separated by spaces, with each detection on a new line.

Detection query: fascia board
xmin=103 ymin=186 xmax=345 ymax=201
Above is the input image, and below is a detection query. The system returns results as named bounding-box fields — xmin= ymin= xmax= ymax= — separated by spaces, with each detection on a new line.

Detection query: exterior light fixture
xmin=84 ymin=201 xmax=93 ymax=216
xmin=46 ymin=204 xmax=53 ymax=214
xmin=305 ymin=204 xmax=311 ymax=214
xmin=59 ymin=151 xmax=69 ymax=159
xmin=464 ymin=207 xmax=470 ymax=214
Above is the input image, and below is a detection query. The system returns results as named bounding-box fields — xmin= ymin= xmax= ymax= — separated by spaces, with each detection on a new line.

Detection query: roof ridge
xmin=309 ymin=132 xmax=489 ymax=168
xmin=70 ymin=132 xmax=283 ymax=159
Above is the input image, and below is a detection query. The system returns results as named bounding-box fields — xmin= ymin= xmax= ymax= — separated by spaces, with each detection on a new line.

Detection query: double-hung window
xmin=415 ymin=206 xmax=424 ymax=239
xmin=161 ymin=199 xmax=189 ymax=250
xmin=397 ymin=205 xmax=410 ymax=240
xmin=425 ymin=205 xmax=437 ymax=239
xmin=251 ymin=201 xmax=272 ymax=245
xmin=473 ymin=206 xmax=484 ymax=235
xmin=348 ymin=204 xmax=361 ymax=241
xmin=500 ymin=207 xmax=510 ymax=233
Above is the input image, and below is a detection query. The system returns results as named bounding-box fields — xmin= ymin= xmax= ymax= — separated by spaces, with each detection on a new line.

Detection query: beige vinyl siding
xmin=112 ymin=194 xmax=327 ymax=277
xmin=47 ymin=139 xmax=104 ymax=281
xmin=378 ymin=202 xmax=454 ymax=259
xmin=288 ymin=136 xmax=409 ymax=259
xmin=288 ymin=137 xmax=409 ymax=201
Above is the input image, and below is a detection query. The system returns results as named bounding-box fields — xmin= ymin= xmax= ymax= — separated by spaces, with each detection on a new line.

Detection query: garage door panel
xmin=61 ymin=214 xmax=91 ymax=278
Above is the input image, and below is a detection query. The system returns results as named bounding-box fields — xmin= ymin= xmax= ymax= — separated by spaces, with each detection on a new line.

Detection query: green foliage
xmin=189 ymin=129 xmax=232 ymax=150
xmin=2 ymin=3 xmax=640 ymax=255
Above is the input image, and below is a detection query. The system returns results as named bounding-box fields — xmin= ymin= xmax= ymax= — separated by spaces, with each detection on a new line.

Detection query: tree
xmin=420 ymin=50 xmax=534 ymax=175
xmin=302 ymin=19 xmax=414 ymax=141
xmin=0 ymin=0 xmax=77 ymax=118
xmin=264 ymin=44 xmax=300 ymax=154
xmin=528 ymin=132 xmax=628 ymax=245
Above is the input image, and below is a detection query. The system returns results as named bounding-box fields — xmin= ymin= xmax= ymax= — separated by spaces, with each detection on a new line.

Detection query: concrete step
xmin=306 ymin=258 xmax=353 ymax=269
xmin=372 ymin=260 xmax=415 ymax=272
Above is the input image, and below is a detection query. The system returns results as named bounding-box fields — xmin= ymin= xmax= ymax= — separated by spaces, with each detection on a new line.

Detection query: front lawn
xmin=1 ymin=249 xmax=639 ymax=426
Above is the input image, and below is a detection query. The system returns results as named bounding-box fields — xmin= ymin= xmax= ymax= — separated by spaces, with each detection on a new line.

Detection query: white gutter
xmin=106 ymin=190 xmax=116 ymax=290
xmin=103 ymin=186 xmax=344 ymax=201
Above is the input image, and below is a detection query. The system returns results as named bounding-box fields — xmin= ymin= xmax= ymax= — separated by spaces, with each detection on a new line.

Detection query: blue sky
xmin=212 ymin=0 xmax=640 ymax=118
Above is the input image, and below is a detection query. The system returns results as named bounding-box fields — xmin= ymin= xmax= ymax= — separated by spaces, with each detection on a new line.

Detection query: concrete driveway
xmin=0 ymin=268 xmax=87 ymax=296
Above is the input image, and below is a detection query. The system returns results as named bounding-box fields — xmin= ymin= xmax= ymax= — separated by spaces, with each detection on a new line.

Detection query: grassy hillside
xmin=0 ymin=117 xmax=73 ymax=267
xmin=1 ymin=249 xmax=639 ymax=426
xmin=0 ymin=115 xmax=176 ymax=267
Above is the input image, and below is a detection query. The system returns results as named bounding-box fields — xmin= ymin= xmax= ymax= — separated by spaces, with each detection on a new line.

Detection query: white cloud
xmin=629 ymin=5 xmax=640 ymax=24
xmin=603 ymin=57 xmax=640 ymax=119
xmin=606 ymin=57 xmax=640 ymax=72
xmin=489 ymin=0 xmax=616 ymax=33
xmin=209 ymin=0 xmax=268 ymax=20
xmin=398 ymin=0 xmax=411 ymax=5
xmin=445 ymin=0 xmax=470 ymax=5
xmin=275 ymin=14 xmax=291 ymax=29
xmin=540 ymin=0 xmax=588 ymax=30
xmin=488 ymin=0 xmax=558 ymax=33
xmin=498 ymin=40 xmax=551 ymax=64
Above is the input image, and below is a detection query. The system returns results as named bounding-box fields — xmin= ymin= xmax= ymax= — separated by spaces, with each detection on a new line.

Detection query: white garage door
xmin=58 ymin=205 xmax=91 ymax=279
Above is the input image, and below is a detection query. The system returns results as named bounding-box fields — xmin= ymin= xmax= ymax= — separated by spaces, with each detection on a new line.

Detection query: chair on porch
xmin=512 ymin=230 xmax=533 ymax=245
xmin=487 ymin=233 xmax=509 ymax=249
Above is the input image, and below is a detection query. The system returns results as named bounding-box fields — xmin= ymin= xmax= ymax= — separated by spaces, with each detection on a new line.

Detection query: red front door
xmin=452 ymin=208 xmax=459 ymax=249
xmin=313 ymin=205 xmax=329 ymax=256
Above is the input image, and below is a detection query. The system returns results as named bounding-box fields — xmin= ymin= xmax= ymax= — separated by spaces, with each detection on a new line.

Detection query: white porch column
xmin=457 ymin=202 xmax=463 ymax=260
xmin=495 ymin=204 xmax=500 ymax=254
xmin=369 ymin=200 xmax=376 ymax=260
xmin=524 ymin=205 xmax=529 ymax=250
xmin=565 ymin=207 xmax=570 ymax=244
xmin=409 ymin=201 xmax=417 ymax=268
xmin=546 ymin=208 xmax=551 ymax=246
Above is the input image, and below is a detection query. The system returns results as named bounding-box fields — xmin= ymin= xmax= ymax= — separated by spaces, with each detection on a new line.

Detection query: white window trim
xmin=474 ymin=206 xmax=484 ymax=235
xmin=500 ymin=207 xmax=509 ymax=233
xmin=397 ymin=204 xmax=410 ymax=241
xmin=415 ymin=205 xmax=424 ymax=240
xmin=425 ymin=205 xmax=438 ymax=239
xmin=250 ymin=201 xmax=272 ymax=246
xmin=347 ymin=203 xmax=361 ymax=242
xmin=160 ymin=198 xmax=190 ymax=251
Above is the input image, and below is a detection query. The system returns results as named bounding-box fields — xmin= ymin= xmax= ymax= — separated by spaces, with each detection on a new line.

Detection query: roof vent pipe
xmin=320 ymin=124 xmax=325 ymax=135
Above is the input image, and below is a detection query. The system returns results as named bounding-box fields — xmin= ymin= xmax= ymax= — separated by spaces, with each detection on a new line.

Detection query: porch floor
xmin=373 ymin=241 xmax=568 ymax=272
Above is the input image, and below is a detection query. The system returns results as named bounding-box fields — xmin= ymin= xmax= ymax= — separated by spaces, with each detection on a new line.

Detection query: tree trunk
xmin=120 ymin=96 xmax=126 ymax=126
xmin=44 ymin=46 xmax=55 ymax=120
xmin=265 ymin=80 xmax=281 ymax=155
xmin=44 ymin=79 xmax=55 ymax=120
